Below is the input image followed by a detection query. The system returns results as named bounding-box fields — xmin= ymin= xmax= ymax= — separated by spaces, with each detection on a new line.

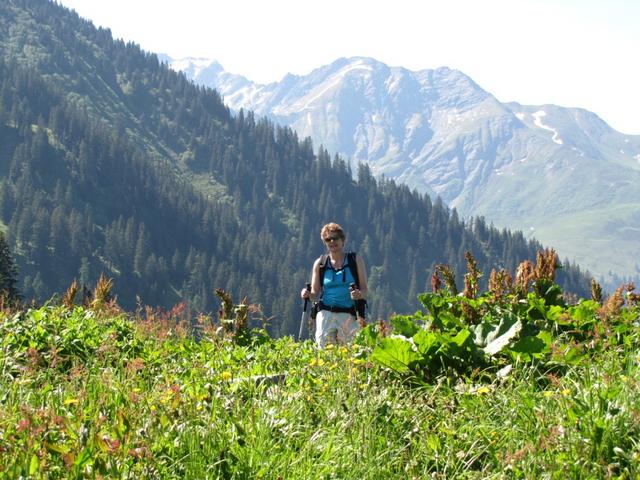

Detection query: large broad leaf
xmin=474 ymin=313 xmax=513 ymax=345
xmin=541 ymin=281 xmax=565 ymax=307
xmin=569 ymin=300 xmax=599 ymax=325
xmin=452 ymin=328 xmax=472 ymax=347
xmin=546 ymin=305 xmax=568 ymax=324
xmin=390 ymin=315 xmax=419 ymax=337
xmin=476 ymin=314 xmax=523 ymax=356
xmin=526 ymin=293 xmax=548 ymax=320
xmin=551 ymin=342 xmax=586 ymax=365
xmin=418 ymin=292 xmax=445 ymax=314
xmin=371 ymin=337 xmax=422 ymax=373
xmin=412 ymin=329 xmax=440 ymax=357
xmin=354 ymin=324 xmax=378 ymax=347
xmin=437 ymin=327 xmax=477 ymax=362
xmin=509 ymin=331 xmax=551 ymax=360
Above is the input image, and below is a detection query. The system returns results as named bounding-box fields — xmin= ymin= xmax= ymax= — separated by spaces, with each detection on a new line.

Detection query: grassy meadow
xmin=1 ymin=252 xmax=639 ymax=479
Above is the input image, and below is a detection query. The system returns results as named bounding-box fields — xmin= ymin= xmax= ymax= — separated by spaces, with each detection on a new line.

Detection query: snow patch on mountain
xmin=532 ymin=110 xmax=563 ymax=144
xmin=169 ymin=57 xmax=213 ymax=75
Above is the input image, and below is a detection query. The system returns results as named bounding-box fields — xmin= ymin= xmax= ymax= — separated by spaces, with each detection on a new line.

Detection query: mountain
xmin=169 ymin=56 xmax=640 ymax=288
xmin=0 ymin=0 xmax=591 ymax=335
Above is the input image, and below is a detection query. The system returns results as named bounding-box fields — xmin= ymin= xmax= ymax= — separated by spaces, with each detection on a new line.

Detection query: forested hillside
xmin=0 ymin=0 xmax=591 ymax=334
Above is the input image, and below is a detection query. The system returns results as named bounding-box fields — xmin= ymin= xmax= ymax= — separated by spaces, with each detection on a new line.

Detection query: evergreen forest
xmin=0 ymin=0 xmax=592 ymax=335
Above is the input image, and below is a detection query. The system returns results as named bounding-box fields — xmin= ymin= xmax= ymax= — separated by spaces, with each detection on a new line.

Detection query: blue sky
xmin=57 ymin=0 xmax=639 ymax=134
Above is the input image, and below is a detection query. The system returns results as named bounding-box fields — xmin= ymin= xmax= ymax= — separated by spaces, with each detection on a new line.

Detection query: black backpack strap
xmin=346 ymin=251 xmax=359 ymax=288
xmin=318 ymin=253 xmax=330 ymax=280
xmin=347 ymin=251 xmax=367 ymax=319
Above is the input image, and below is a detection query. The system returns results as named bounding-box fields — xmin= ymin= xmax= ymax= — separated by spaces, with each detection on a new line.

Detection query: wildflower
xmin=543 ymin=391 xmax=554 ymax=397
xmin=221 ymin=371 xmax=232 ymax=381
xmin=561 ymin=389 xmax=571 ymax=396
xmin=600 ymin=286 xmax=625 ymax=319
xmin=128 ymin=446 xmax=149 ymax=459
xmin=488 ymin=268 xmax=513 ymax=303
xmin=16 ymin=418 xmax=30 ymax=433
xmin=100 ymin=435 xmax=120 ymax=453
xmin=126 ymin=358 xmax=145 ymax=374
xmin=431 ymin=271 xmax=442 ymax=293
xmin=436 ymin=264 xmax=458 ymax=295
xmin=463 ymin=251 xmax=481 ymax=300
xmin=535 ymin=248 xmax=558 ymax=283
xmin=475 ymin=386 xmax=491 ymax=395
xmin=591 ymin=279 xmax=603 ymax=303
xmin=515 ymin=260 xmax=535 ymax=292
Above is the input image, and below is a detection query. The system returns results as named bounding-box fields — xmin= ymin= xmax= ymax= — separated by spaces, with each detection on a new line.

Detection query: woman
xmin=301 ymin=222 xmax=368 ymax=347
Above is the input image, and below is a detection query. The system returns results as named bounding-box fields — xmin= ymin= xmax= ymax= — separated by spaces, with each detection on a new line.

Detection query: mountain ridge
xmin=0 ymin=0 xmax=593 ymax=333
xmin=168 ymin=55 xmax=640 ymax=287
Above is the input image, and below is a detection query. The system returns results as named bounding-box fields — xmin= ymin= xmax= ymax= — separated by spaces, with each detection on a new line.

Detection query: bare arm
xmin=309 ymin=257 xmax=322 ymax=300
xmin=301 ymin=257 xmax=322 ymax=301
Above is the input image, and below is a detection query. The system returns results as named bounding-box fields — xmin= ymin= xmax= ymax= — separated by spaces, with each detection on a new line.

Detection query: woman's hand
xmin=301 ymin=288 xmax=311 ymax=300
xmin=350 ymin=288 xmax=364 ymax=300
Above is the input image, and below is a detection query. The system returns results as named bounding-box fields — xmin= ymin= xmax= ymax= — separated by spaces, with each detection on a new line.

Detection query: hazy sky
xmin=57 ymin=0 xmax=639 ymax=134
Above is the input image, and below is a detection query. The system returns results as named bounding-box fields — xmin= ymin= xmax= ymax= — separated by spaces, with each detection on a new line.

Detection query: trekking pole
xmin=350 ymin=283 xmax=366 ymax=328
xmin=298 ymin=283 xmax=311 ymax=341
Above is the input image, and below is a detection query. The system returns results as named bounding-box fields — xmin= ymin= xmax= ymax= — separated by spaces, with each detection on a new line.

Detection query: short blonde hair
xmin=320 ymin=222 xmax=345 ymax=241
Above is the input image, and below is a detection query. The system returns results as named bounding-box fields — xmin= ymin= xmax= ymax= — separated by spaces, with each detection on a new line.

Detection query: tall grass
xmin=1 ymin=259 xmax=639 ymax=478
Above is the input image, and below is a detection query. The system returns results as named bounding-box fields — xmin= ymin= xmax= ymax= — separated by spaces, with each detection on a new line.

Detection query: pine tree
xmin=0 ymin=231 xmax=20 ymax=302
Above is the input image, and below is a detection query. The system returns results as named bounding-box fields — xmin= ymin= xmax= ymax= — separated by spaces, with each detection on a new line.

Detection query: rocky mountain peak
xmin=169 ymin=56 xmax=640 ymax=287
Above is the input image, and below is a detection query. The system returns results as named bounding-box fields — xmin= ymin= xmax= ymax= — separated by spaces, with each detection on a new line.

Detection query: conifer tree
xmin=0 ymin=231 xmax=20 ymax=302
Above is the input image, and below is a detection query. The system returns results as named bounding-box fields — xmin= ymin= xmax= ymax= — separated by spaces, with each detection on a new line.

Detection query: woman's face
xmin=323 ymin=232 xmax=344 ymax=252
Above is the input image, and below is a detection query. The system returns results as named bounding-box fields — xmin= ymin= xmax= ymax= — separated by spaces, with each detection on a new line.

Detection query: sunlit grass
xmin=1 ymin=286 xmax=639 ymax=478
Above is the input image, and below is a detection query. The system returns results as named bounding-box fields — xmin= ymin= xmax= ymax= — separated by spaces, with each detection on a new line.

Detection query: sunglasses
xmin=323 ymin=235 xmax=342 ymax=243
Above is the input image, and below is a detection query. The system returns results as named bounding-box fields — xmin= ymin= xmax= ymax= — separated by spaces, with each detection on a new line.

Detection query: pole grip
xmin=350 ymin=283 xmax=366 ymax=321
xmin=303 ymin=283 xmax=311 ymax=311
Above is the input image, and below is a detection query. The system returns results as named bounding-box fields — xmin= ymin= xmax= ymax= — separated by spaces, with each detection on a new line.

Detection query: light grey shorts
xmin=315 ymin=310 xmax=359 ymax=348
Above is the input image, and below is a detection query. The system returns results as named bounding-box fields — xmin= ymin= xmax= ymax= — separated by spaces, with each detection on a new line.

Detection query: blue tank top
xmin=321 ymin=257 xmax=356 ymax=308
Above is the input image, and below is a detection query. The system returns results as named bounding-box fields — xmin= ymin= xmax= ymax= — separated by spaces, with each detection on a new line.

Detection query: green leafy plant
xmin=366 ymin=250 xmax=640 ymax=379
